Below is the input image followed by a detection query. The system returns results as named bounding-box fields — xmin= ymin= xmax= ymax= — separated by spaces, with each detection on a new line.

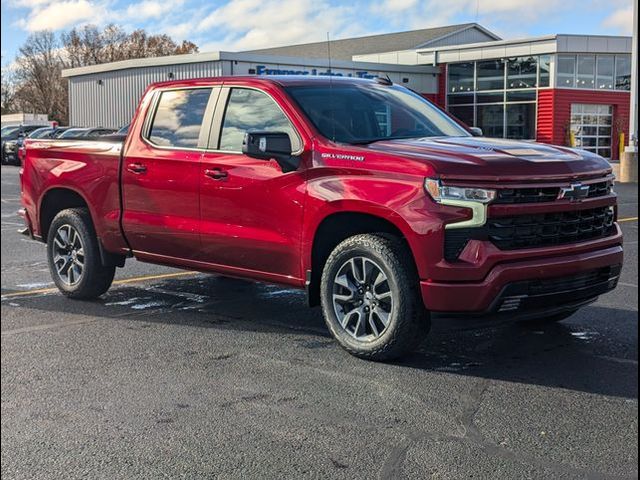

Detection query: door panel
xmin=199 ymin=152 xmax=306 ymax=278
xmin=121 ymin=87 xmax=217 ymax=259
xmin=122 ymin=147 xmax=202 ymax=259
xmin=198 ymin=86 xmax=306 ymax=280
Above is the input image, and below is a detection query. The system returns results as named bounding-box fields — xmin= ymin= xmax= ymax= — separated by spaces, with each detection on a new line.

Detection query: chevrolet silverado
xmin=20 ymin=76 xmax=623 ymax=360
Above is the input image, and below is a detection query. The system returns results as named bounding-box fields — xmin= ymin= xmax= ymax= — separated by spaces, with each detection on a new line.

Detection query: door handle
xmin=205 ymin=168 xmax=228 ymax=180
xmin=127 ymin=163 xmax=147 ymax=174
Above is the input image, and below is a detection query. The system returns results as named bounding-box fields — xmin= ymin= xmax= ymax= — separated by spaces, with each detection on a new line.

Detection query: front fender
xmin=301 ymin=172 xmax=470 ymax=279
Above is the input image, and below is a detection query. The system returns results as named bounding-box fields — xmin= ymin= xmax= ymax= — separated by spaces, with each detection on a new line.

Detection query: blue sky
xmin=1 ymin=0 xmax=634 ymax=67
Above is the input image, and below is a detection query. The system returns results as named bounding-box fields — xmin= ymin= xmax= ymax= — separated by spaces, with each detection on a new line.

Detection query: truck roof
xmin=148 ymin=75 xmax=383 ymax=90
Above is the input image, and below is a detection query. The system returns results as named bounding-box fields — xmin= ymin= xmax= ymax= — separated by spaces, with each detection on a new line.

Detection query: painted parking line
xmin=1 ymin=271 xmax=200 ymax=299
xmin=619 ymin=217 xmax=638 ymax=223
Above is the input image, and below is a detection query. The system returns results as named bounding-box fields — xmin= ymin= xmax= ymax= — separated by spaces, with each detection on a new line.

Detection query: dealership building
xmin=62 ymin=23 xmax=633 ymax=161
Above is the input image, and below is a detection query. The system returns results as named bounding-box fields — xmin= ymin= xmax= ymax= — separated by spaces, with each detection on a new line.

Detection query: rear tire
xmin=320 ymin=234 xmax=430 ymax=361
xmin=47 ymin=208 xmax=115 ymax=299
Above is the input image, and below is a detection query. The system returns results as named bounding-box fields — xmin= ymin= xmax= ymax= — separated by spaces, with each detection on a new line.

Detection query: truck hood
xmin=365 ymin=136 xmax=611 ymax=182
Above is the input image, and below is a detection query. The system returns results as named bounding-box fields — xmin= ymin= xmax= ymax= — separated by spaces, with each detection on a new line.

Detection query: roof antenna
xmin=327 ymin=31 xmax=336 ymax=143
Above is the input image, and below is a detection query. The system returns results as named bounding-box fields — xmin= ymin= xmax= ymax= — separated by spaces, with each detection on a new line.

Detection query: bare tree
xmin=11 ymin=26 xmax=199 ymax=124
xmin=1 ymin=64 xmax=17 ymax=115
xmin=61 ymin=24 xmax=199 ymax=67
xmin=13 ymin=32 xmax=67 ymax=123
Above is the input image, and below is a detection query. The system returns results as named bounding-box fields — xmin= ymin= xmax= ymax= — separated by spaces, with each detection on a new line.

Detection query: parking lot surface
xmin=1 ymin=165 xmax=637 ymax=479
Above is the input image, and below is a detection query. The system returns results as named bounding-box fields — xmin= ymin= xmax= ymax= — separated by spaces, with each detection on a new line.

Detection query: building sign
xmin=254 ymin=65 xmax=377 ymax=79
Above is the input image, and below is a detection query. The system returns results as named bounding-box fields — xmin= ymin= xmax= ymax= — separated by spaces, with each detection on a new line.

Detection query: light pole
xmin=621 ymin=0 xmax=638 ymax=182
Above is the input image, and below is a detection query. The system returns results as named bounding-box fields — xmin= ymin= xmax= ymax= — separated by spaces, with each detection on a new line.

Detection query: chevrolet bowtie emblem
xmin=558 ymin=183 xmax=590 ymax=201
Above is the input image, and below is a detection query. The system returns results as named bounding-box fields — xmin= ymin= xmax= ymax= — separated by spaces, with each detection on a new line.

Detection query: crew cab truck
xmin=20 ymin=76 xmax=623 ymax=360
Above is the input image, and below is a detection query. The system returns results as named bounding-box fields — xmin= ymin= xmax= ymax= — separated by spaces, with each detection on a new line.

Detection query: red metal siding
xmin=536 ymin=89 xmax=555 ymax=144
xmin=536 ymin=88 xmax=630 ymax=160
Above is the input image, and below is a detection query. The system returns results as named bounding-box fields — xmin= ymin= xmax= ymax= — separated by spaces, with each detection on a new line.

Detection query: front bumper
xmin=421 ymin=243 xmax=623 ymax=314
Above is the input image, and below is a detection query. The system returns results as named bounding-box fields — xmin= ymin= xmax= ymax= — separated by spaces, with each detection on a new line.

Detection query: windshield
xmin=285 ymin=83 xmax=469 ymax=144
xmin=58 ymin=129 xmax=87 ymax=139
xmin=1 ymin=126 xmax=20 ymax=137
xmin=29 ymin=128 xmax=53 ymax=139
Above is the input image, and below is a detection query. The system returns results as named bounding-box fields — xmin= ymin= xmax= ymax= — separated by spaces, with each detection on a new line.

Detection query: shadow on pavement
xmin=3 ymin=274 xmax=638 ymax=400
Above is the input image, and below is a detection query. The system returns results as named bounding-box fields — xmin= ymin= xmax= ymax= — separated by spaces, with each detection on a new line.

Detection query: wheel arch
xmin=38 ymin=188 xmax=126 ymax=268
xmin=307 ymin=210 xmax=417 ymax=307
xmin=39 ymin=187 xmax=93 ymax=241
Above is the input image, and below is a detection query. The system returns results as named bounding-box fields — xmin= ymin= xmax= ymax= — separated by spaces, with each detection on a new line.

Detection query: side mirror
xmin=469 ymin=127 xmax=483 ymax=137
xmin=242 ymin=131 xmax=300 ymax=173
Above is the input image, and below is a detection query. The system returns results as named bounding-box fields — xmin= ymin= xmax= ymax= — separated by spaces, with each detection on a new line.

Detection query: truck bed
xmin=21 ymin=137 xmax=129 ymax=254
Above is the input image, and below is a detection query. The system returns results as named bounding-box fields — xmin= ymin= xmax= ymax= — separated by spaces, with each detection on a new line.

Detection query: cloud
xmin=195 ymin=0 xmax=362 ymax=51
xmin=124 ymin=0 xmax=185 ymax=20
xmin=4 ymin=0 xmax=634 ymax=59
xmin=602 ymin=6 xmax=634 ymax=35
xmin=18 ymin=0 xmax=103 ymax=32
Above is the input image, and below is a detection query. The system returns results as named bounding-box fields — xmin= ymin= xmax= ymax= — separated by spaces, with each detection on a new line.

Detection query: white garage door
xmin=570 ymin=104 xmax=613 ymax=159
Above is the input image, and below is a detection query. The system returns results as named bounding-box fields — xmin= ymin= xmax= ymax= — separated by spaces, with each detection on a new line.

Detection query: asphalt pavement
xmin=1 ymin=165 xmax=638 ymax=479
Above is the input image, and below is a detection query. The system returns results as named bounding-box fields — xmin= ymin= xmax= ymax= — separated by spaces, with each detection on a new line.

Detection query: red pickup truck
xmin=20 ymin=76 xmax=623 ymax=360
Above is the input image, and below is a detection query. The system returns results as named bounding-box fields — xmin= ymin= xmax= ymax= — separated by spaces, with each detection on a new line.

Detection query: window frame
xmin=614 ymin=54 xmax=631 ymax=90
xmin=208 ymin=86 xmax=303 ymax=155
xmin=445 ymin=59 xmax=539 ymax=140
xmin=596 ymin=55 xmax=615 ymax=90
xmin=142 ymin=86 xmax=220 ymax=152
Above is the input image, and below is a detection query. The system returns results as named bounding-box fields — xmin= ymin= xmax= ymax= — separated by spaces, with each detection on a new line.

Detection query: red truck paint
xmin=20 ymin=76 xmax=623 ymax=317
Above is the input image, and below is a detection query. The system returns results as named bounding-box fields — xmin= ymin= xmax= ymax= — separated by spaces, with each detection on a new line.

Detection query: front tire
xmin=47 ymin=208 xmax=115 ymax=299
xmin=320 ymin=234 xmax=430 ymax=361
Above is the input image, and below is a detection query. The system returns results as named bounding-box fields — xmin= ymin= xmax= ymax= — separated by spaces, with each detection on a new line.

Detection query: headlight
xmin=425 ymin=178 xmax=496 ymax=204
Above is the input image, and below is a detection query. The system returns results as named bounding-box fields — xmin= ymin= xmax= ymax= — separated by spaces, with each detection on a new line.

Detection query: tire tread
xmin=47 ymin=208 xmax=115 ymax=299
xmin=321 ymin=233 xmax=429 ymax=361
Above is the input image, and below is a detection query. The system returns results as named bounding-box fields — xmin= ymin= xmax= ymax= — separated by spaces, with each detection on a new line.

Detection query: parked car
xmin=20 ymin=76 xmax=622 ymax=360
xmin=11 ymin=127 xmax=78 ymax=165
xmin=57 ymin=127 xmax=118 ymax=139
xmin=116 ymin=124 xmax=130 ymax=135
xmin=28 ymin=126 xmax=75 ymax=139
xmin=2 ymin=124 xmax=50 ymax=165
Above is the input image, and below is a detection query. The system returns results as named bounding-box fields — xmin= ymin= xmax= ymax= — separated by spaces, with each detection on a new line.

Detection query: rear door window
xmin=148 ymin=88 xmax=212 ymax=148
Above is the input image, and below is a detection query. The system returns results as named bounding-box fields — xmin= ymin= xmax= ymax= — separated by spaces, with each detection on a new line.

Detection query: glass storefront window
xmin=448 ymin=63 xmax=474 ymax=93
xmin=557 ymin=56 xmax=576 ymax=88
xmin=506 ymin=90 xmax=536 ymax=102
xmin=556 ymin=54 xmax=630 ymax=91
xmin=615 ymin=55 xmax=631 ymax=90
xmin=596 ymin=56 xmax=614 ymax=90
xmin=538 ymin=55 xmax=551 ymax=87
xmin=477 ymin=104 xmax=504 ymax=137
xmin=448 ymin=94 xmax=474 ymax=105
xmin=576 ymin=55 xmax=595 ymax=88
xmin=477 ymin=60 xmax=505 ymax=91
xmin=506 ymin=103 xmax=536 ymax=139
xmin=476 ymin=92 xmax=504 ymax=103
xmin=448 ymin=105 xmax=474 ymax=127
xmin=507 ymin=56 xmax=538 ymax=89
